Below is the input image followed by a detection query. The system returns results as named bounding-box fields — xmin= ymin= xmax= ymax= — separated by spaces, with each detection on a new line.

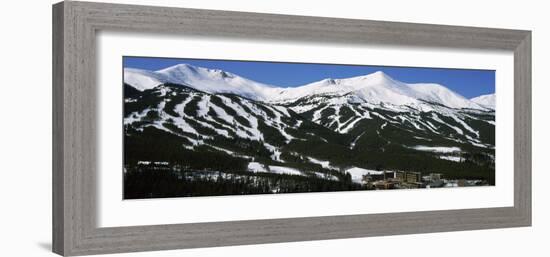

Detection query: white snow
xmin=339 ymin=117 xmax=364 ymax=133
xmin=345 ymin=167 xmax=384 ymax=184
xmin=268 ymin=166 xmax=303 ymax=176
xmin=289 ymin=104 xmax=317 ymax=113
xmin=124 ymin=108 xmax=150 ymax=125
xmin=247 ymin=162 xmax=268 ymax=173
xmin=271 ymin=105 xmax=291 ymax=117
xmin=329 ymin=105 xmax=342 ymax=130
xmin=370 ymin=111 xmax=399 ymax=124
xmin=209 ymin=102 xmax=235 ymax=124
xmin=439 ymin=156 xmax=462 ymax=162
xmin=173 ymin=94 xmax=195 ymax=116
xmin=250 ymin=163 xmax=335 ymax=178
xmin=125 ymin=64 xmax=489 ymax=111
xmin=431 ymin=113 xmax=463 ymax=135
xmin=207 ymin=145 xmax=234 ymax=155
xmin=469 ymin=141 xmax=490 ymax=148
xmin=413 ymin=136 xmax=431 ymax=141
xmin=417 ymin=119 xmax=439 ymax=134
xmin=307 ymin=157 xmax=339 ymax=171
xmin=349 ymin=131 xmax=366 ymax=149
xmin=250 ymin=104 xmax=294 ymax=143
xmin=411 ymin=145 xmax=461 ymax=153
xmin=426 ymin=121 xmax=439 ymax=131
xmin=196 ymin=95 xmax=211 ymax=117
xmin=312 ymin=105 xmax=331 ymax=123
xmin=124 ymin=68 xmax=166 ymax=91
xmin=397 ymin=115 xmax=424 ymax=131
xmin=270 ymin=71 xmax=487 ymax=110
xmin=187 ymin=95 xmax=266 ymax=141
xmin=217 ymin=95 xmax=263 ymax=140
xmin=238 ymin=99 xmax=294 ymax=143
xmin=173 ymin=95 xmax=231 ymax=138
xmin=208 ymin=102 xmax=257 ymax=140
xmin=263 ymin=143 xmax=283 ymax=162
xmin=407 ymin=82 xmax=486 ymax=110
xmin=462 ymin=113 xmax=495 ymax=126
xmin=471 ymin=94 xmax=496 ymax=109
xmin=313 ymin=172 xmax=339 ymax=181
xmin=125 ymin=64 xmax=283 ymax=101
xmin=448 ymin=113 xmax=479 ymax=137
xmin=170 ymin=115 xmax=199 ymax=135
xmin=337 ymin=105 xmax=373 ymax=134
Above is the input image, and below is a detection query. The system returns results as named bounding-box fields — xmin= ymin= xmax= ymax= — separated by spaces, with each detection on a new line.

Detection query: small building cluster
xmin=362 ymin=171 xmax=487 ymax=190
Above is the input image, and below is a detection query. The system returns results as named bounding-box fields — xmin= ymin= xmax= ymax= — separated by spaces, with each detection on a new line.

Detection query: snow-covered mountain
xmin=271 ymin=71 xmax=486 ymax=110
xmin=123 ymin=64 xmax=496 ymax=187
xmin=124 ymin=64 xmax=490 ymax=111
xmin=125 ymin=64 xmax=281 ymax=101
xmin=471 ymin=94 xmax=496 ymax=109
xmin=124 ymin=84 xmax=305 ymax=162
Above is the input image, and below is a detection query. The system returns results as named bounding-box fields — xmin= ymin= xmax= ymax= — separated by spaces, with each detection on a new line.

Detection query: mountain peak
xmin=209 ymin=69 xmax=233 ymax=78
xmin=158 ymin=64 xmax=237 ymax=80
xmin=158 ymin=63 xmax=198 ymax=73
xmin=371 ymin=70 xmax=388 ymax=77
xmin=341 ymin=71 xmax=397 ymax=86
xmin=470 ymin=93 xmax=495 ymax=109
xmin=321 ymin=78 xmax=337 ymax=85
xmin=363 ymin=71 xmax=394 ymax=82
xmin=320 ymin=71 xmax=393 ymax=86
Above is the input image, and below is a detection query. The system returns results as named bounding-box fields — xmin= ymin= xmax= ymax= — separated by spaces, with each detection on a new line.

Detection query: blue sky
xmin=124 ymin=56 xmax=495 ymax=99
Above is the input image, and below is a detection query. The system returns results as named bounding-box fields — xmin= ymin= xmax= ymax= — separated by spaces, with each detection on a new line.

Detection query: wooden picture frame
xmin=52 ymin=1 xmax=531 ymax=256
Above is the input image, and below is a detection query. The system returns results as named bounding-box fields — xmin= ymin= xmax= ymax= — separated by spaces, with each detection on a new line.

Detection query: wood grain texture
xmin=514 ymin=32 xmax=532 ymax=224
xmin=52 ymin=2 xmax=65 ymax=255
xmin=52 ymin=1 xmax=532 ymax=256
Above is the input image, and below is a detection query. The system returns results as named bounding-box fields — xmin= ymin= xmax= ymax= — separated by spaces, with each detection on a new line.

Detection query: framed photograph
xmin=53 ymin=1 xmax=531 ymax=256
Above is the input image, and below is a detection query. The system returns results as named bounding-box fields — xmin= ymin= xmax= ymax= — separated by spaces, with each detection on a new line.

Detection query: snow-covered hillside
xmin=125 ymin=64 xmax=281 ymax=101
xmin=471 ymin=94 xmax=496 ymax=109
xmin=124 ymin=68 xmax=168 ymax=91
xmin=271 ymin=71 xmax=486 ymax=110
xmin=124 ymin=64 xmax=492 ymax=111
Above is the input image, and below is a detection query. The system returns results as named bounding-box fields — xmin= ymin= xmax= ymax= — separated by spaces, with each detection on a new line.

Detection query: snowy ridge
xmin=471 ymin=93 xmax=496 ymax=109
xmin=125 ymin=64 xmax=282 ymax=100
xmin=125 ymin=64 xmax=492 ymax=111
xmin=124 ymin=68 xmax=167 ymax=91
xmin=273 ymin=71 xmax=486 ymax=110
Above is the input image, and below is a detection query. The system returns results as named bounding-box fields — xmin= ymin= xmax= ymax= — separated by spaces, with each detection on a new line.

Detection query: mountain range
xmin=123 ymin=63 xmax=496 ymax=187
xmin=125 ymin=64 xmax=495 ymax=109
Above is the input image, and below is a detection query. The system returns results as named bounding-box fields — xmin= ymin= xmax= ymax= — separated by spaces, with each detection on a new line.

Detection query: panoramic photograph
xmin=122 ymin=57 xmax=496 ymax=199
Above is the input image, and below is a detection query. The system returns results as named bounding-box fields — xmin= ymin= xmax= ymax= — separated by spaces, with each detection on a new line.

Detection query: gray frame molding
xmin=52 ymin=1 xmax=531 ymax=256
